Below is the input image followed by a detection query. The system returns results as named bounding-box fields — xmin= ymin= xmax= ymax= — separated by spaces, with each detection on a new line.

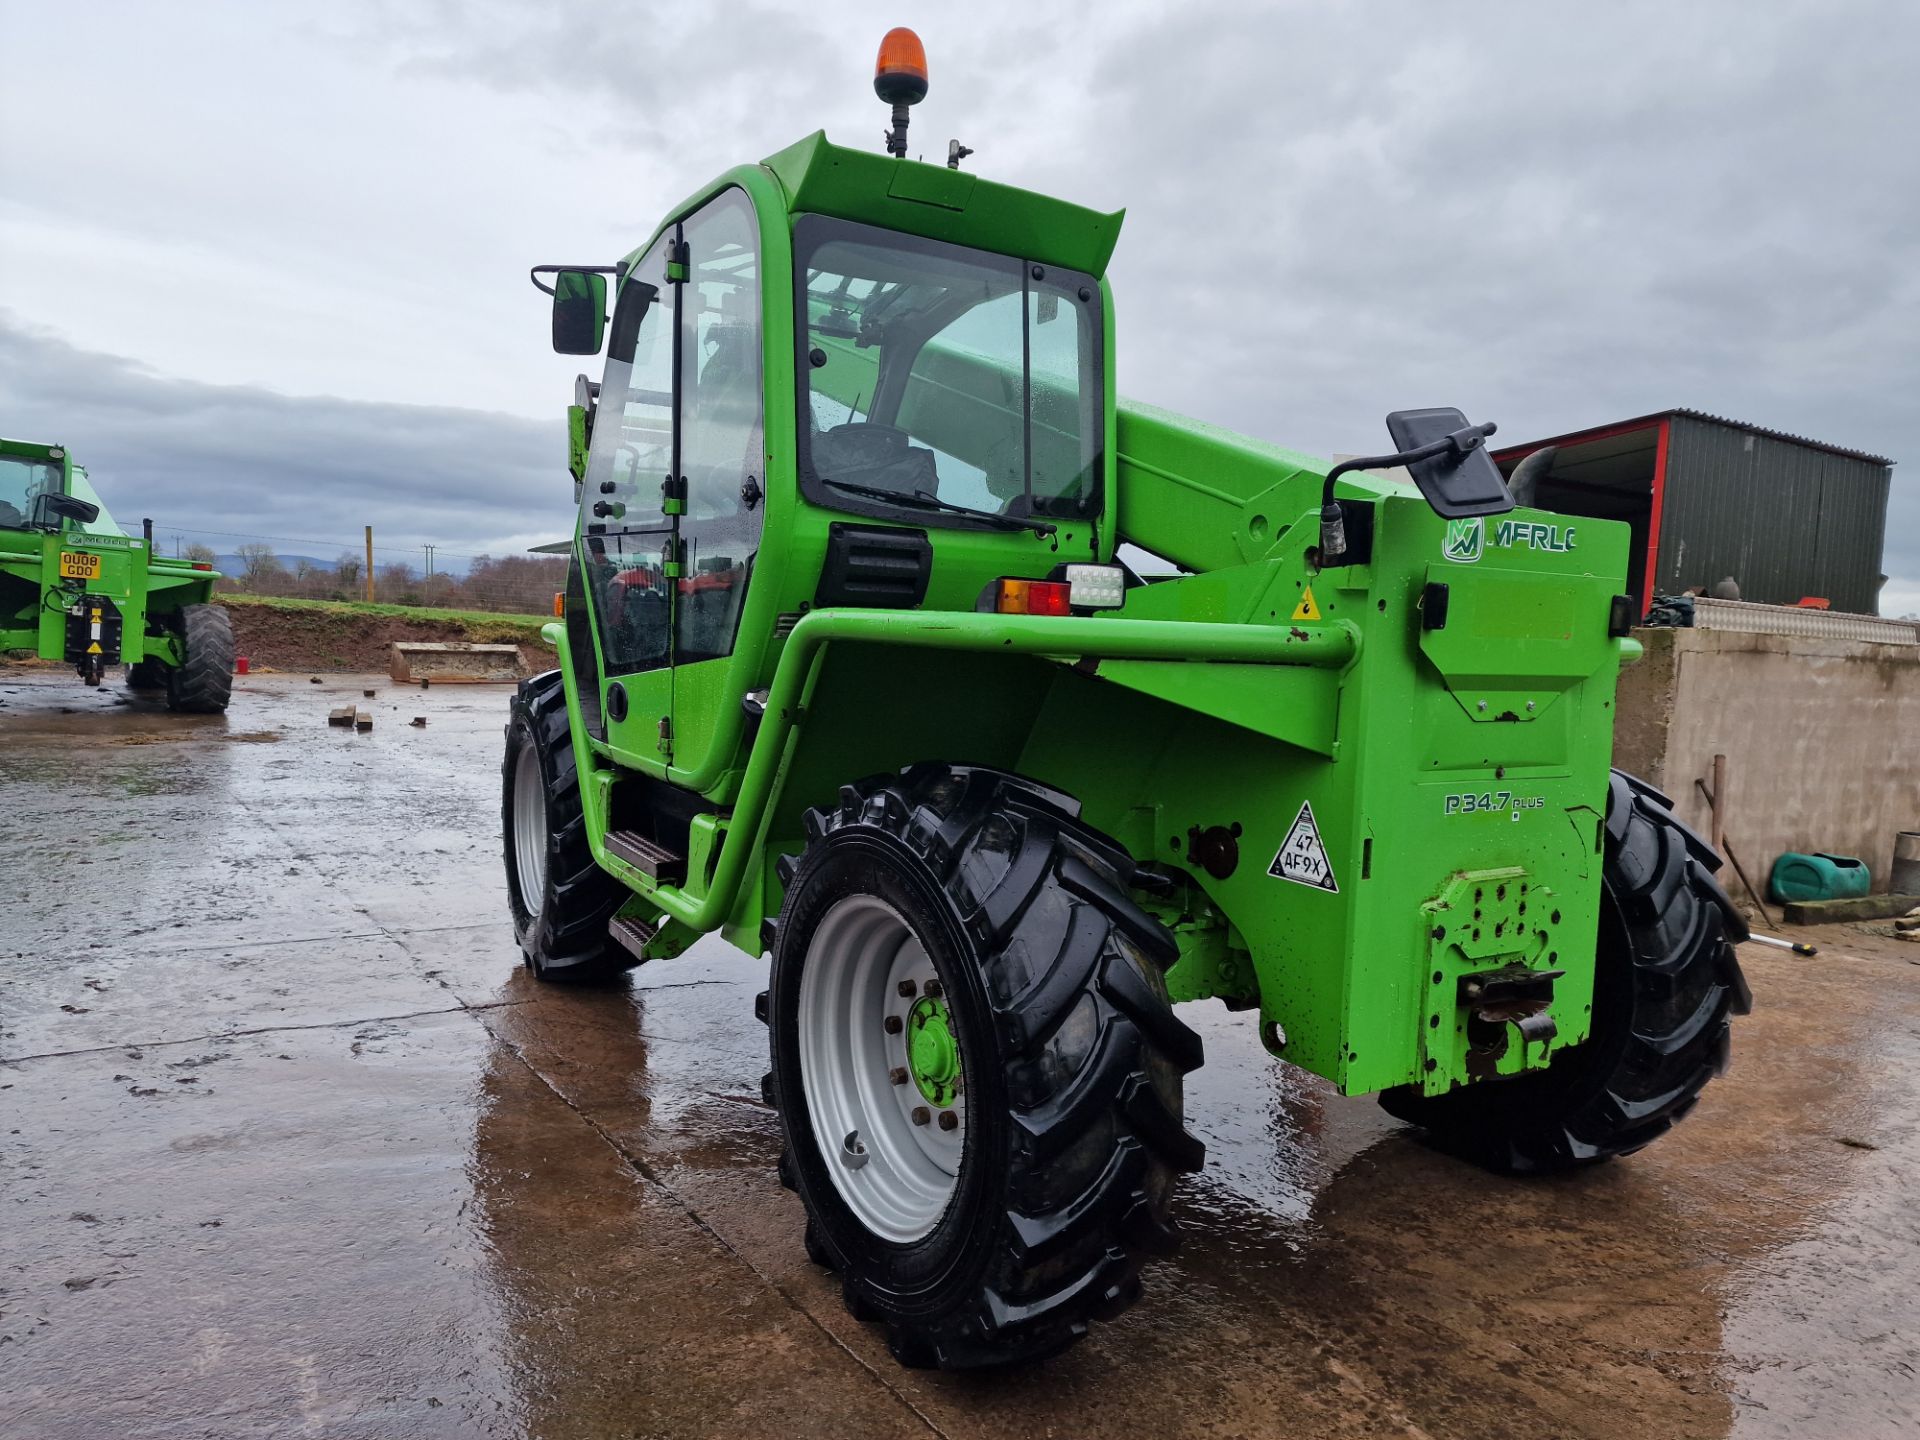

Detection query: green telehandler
xmin=503 ymin=30 xmax=1750 ymax=1369
xmin=0 ymin=436 xmax=234 ymax=711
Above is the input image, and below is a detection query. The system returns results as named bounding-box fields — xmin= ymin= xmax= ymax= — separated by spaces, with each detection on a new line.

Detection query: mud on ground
xmin=1 ymin=670 xmax=1916 ymax=1439
xmin=219 ymin=601 xmax=555 ymax=674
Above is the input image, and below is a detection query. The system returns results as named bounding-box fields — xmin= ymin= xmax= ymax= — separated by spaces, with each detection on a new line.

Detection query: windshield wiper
xmin=820 ymin=478 xmax=1057 ymax=537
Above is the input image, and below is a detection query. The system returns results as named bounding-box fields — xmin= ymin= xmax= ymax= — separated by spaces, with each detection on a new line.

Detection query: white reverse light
xmin=1065 ymin=564 xmax=1126 ymax=609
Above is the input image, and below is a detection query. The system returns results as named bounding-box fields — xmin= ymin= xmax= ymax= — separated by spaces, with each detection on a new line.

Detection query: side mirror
xmin=551 ymin=270 xmax=608 ymax=355
xmin=34 ymin=492 xmax=100 ymax=526
xmin=1318 ymin=407 xmax=1513 ymax=564
xmin=1384 ymin=408 xmax=1514 ymax=519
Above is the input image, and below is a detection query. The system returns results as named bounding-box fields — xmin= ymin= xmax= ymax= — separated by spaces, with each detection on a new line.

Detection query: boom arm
xmin=1114 ymin=400 xmax=1332 ymax=574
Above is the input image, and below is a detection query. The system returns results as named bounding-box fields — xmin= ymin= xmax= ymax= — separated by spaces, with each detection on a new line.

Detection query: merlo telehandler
xmin=503 ymin=29 xmax=1749 ymax=1369
xmin=0 ymin=436 xmax=233 ymax=710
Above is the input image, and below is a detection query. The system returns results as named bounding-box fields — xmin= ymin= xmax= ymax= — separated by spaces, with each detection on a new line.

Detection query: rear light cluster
xmin=991 ymin=578 xmax=1070 ymax=615
xmin=190 ymin=561 xmax=213 ymax=571
xmin=987 ymin=564 xmax=1126 ymax=616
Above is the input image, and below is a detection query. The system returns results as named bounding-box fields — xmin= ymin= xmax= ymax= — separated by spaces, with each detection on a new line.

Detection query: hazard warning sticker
xmin=1268 ymin=801 xmax=1338 ymax=892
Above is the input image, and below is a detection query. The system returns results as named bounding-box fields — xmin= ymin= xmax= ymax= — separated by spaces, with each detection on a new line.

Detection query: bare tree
xmin=184 ymin=541 xmax=217 ymax=566
xmin=234 ymin=542 xmax=285 ymax=590
xmin=376 ymin=561 xmax=417 ymax=604
xmin=334 ymin=552 xmax=362 ymax=589
xmin=464 ymin=553 xmax=569 ymax=614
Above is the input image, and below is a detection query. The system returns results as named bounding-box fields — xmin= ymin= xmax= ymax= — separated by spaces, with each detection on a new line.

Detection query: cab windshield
xmin=795 ymin=217 xmax=1103 ymax=526
xmin=0 ymin=453 xmax=61 ymax=529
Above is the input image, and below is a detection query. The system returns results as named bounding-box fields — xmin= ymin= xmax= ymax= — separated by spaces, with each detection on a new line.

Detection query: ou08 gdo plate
xmin=59 ymin=551 xmax=102 ymax=580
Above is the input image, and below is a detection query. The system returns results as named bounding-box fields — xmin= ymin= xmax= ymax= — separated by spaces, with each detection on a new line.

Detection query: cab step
xmin=608 ymin=915 xmax=658 ymax=964
xmin=605 ymin=829 xmax=686 ymax=884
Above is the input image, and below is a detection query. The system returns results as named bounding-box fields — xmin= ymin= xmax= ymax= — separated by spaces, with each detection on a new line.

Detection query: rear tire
xmin=126 ymin=658 xmax=167 ymax=691
xmin=1379 ymin=769 xmax=1752 ymax=1174
xmin=502 ymin=669 xmax=627 ymax=983
xmin=765 ymin=764 xmax=1204 ymax=1369
xmin=164 ymin=604 xmax=234 ymax=713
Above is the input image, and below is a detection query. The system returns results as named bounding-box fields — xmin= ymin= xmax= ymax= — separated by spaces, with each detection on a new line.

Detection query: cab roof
xmin=761 ymin=132 xmax=1125 ymax=280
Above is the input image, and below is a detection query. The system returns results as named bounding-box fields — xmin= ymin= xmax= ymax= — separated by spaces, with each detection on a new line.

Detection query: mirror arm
xmin=1318 ymin=423 xmax=1497 ymax=563
xmin=530 ymin=263 xmax=622 ymax=296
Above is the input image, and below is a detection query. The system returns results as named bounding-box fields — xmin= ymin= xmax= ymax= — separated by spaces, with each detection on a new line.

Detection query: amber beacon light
xmin=874 ymin=27 xmax=928 ymax=156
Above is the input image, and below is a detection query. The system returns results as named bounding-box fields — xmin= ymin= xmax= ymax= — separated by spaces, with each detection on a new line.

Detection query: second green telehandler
xmin=0 ymin=436 xmax=234 ymax=711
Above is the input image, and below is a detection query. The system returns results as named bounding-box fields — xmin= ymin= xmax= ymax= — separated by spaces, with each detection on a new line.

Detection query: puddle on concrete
xmin=2 ymin=671 xmax=1916 ymax=1438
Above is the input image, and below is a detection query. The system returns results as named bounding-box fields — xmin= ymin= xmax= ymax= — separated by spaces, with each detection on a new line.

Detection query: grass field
xmin=219 ymin=592 xmax=554 ymax=646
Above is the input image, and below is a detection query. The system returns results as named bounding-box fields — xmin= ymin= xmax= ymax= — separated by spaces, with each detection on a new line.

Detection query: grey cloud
xmin=362 ymin=0 xmax=846 ymax=172
xmin=0 ymin=316 xmax=573 ymax=562
xmin=4 ymin=1 xmax=1912 ymax=605
xmin=1057 ymin=2 xmax=1916 ymax=599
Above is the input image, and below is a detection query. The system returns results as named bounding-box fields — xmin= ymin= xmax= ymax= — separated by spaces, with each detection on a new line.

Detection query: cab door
xmin=577 ymin=230 xmax=680 ymax=770
xmin=666 ymin=188 xmax=765 ymax=778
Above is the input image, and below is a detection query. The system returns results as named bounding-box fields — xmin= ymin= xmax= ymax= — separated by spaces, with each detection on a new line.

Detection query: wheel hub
xmin=797 ymin=895 xmax=966 ymax=1242
xmin=906 ymin=995 xmax=960 ymax=1107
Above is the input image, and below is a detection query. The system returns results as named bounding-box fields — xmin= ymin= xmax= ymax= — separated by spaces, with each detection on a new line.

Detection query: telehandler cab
xmin=0 ymin=436 xmax=233 ymax=710
xmin=505 ymin=29 xmax=1749 ymax=1369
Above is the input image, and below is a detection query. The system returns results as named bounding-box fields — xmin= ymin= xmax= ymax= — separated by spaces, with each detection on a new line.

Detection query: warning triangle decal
xmin=1268 ymin=801 xmax=1338 ymax=892
xmin=1290 ymin=586 xmax=1321 ymax=622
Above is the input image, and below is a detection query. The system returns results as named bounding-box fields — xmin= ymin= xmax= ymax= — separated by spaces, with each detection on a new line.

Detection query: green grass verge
xmin=219 ymin=593 xmax=555 ymax=646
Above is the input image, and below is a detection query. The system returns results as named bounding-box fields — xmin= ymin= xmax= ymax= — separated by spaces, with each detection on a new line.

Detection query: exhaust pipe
xmin=1507 ymin=446 xmax=1558 ymax=508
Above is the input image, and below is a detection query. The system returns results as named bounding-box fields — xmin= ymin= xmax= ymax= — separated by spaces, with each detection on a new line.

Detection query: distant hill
xmin=211 ymin=553 xmax=333 ymax=575
xmin=204 ymin=553 xmax=472 ymax=578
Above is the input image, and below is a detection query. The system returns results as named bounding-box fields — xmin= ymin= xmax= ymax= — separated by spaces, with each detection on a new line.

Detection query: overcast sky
xmin=2 ymin=1 xmax=1913 ymax=604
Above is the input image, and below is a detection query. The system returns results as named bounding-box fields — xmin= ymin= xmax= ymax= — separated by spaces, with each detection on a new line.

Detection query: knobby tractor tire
xmin=125 ymin=658 xmax=167 ymax=691
xmin=1379 ymin=769 xmax=1753 ymax=1174
xmin=502 ymin=669 xmax=627 ymax=983
xmin=763 ymin=764 xmax=1204 ymax=1370
xmin=164 ymin=603 xmax=235 ymax=713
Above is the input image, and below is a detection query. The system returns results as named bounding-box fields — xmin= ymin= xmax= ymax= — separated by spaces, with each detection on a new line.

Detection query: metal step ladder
xmin=607 ymin=914 xmax=659 ymax=964
xmin=604 ymin=829 xmax=686 ymax=885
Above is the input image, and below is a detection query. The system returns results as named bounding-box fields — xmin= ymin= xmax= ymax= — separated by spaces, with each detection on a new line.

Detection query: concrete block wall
xmin=1613 ymin=627 xmax=1920 ymax=891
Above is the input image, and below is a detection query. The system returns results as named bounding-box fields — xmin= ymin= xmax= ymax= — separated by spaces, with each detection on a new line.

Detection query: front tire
xmin=164 ymin=603 xmax=234 ymax=713
xmin=1379 ymin=769 xmax=1752 ymax=1173
xmin=766 ymin=765 xmax=1204 ymax=1369
xmin=502 ymin=670 xmax=626 ymax=982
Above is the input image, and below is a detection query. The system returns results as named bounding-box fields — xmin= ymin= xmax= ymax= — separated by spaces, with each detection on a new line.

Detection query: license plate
xmin=59 ymin=551 xmax=101 ymax=581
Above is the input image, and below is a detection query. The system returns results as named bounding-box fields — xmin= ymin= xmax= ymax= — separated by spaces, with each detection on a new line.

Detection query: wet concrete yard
xmin=3 ymin=671 xmax=1916 ymax=1438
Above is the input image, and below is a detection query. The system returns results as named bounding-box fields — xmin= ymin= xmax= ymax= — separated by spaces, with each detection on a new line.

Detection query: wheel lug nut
xmin=911 ymin=1106 xmax=930 ymax=1126
xmin=923 ymin=978 xmax=943 ymax=998
xmin=884 ymin=1015 xmax=903 ymax=1034
xmin=889 ymin=1066 xmax=908 ymax=1086
xmin=937 ymin=1111 xmax=958 ymax=1131
xmin=897 ymin=979 xmax=917 ymax=998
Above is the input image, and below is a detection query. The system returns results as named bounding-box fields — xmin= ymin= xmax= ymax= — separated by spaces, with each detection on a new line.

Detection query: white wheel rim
xmin=511 ymin=744 xmax=547 ymax=916
xmin=797 ymin=895 xmax=966 ymax=1243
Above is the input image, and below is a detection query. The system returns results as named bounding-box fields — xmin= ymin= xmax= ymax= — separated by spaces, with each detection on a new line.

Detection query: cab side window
xmin=676 ymin=190 xmax=763 ymax=664
xmin=580 ymin=238 xmax=676 ymax=675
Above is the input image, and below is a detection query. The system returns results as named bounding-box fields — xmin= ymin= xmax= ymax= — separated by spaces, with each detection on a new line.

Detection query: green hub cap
xmin=906 ymin=995 xmax=960 ymax=1107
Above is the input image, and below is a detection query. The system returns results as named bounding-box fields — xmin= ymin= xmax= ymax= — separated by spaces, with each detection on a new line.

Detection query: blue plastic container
xmin=1769 ymin=852 xmax=1871 ymax=904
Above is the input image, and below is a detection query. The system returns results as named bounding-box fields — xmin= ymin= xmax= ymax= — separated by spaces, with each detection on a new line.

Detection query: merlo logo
xmin=1442 ymin=516 xmax=1483 ymax=563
